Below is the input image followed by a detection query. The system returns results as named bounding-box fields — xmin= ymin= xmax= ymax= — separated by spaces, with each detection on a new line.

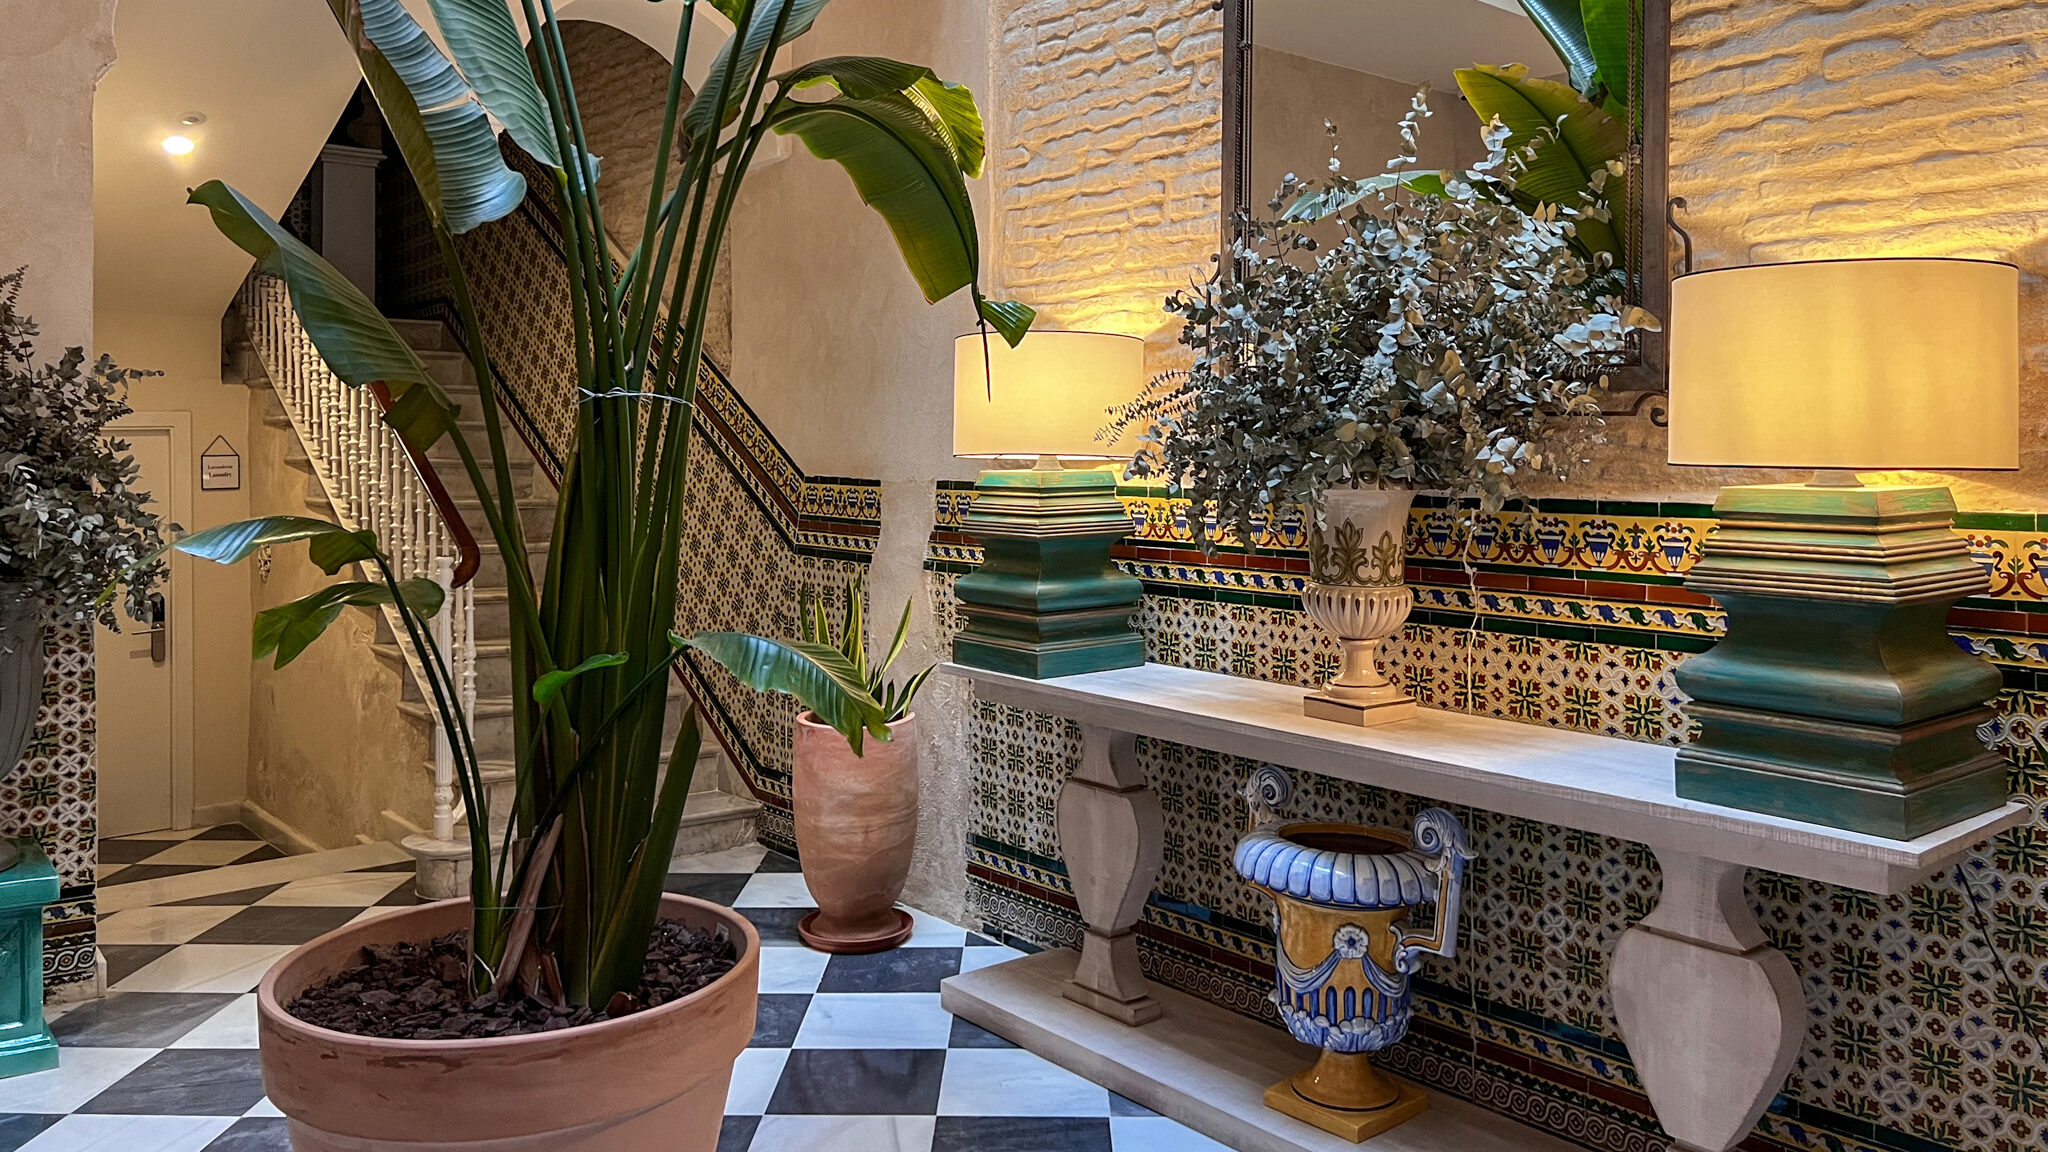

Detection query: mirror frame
xmin=1222 ymin=0 xmax=1673 ymax=415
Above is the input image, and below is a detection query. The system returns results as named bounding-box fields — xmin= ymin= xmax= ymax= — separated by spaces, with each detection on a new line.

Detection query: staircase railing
xmin=236 ymin=272 xmax=479 ymax=840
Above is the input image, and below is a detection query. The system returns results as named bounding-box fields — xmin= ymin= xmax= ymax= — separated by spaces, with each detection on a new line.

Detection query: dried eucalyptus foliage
xmin=1114 ymin=92 xmax=1657 ymax=550
xmin=0 ymin=269 xmax=170 ymax=626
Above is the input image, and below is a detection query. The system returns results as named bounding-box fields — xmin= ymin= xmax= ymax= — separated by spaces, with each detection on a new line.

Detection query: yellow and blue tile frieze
xmin=931 ymin=487 xmax=2048 ymax=664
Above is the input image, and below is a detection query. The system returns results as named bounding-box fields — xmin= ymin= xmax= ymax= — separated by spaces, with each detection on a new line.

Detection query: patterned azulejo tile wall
xmin=2 ymin=620 xmax=99 ymax=991
xmin=932 ymin=486 xmax=2048 ymax=1152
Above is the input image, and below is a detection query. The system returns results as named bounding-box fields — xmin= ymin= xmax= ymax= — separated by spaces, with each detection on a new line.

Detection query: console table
xmin=937 ymin=662 xmax=2027 ymax=1152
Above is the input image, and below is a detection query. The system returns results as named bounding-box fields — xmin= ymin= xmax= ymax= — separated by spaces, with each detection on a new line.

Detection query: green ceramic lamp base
xmin=953 ymin=467 xmax=1145 ymax=680
xmin=1676 ymin=483 xmax=2009 ymax=839
xmin=0 ymin=840 xmax=59 ymax=1079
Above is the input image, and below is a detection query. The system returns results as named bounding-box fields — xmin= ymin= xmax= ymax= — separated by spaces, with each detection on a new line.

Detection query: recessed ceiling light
xmin=179 ymin=112 xmax=207 ymax=126
xmin=161 ymin=135 xmax=195 ymax=155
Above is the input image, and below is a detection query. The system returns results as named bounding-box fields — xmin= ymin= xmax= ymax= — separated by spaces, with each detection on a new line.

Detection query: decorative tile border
xmin=1 ymin=619 xmax=97 ymax=990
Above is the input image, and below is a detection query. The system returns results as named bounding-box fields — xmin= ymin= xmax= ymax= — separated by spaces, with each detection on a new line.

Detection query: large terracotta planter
xmin=793 ymin=710 xmax=919 ymax=953
xmin=257 ymin=895 xmax=758 ymax=1152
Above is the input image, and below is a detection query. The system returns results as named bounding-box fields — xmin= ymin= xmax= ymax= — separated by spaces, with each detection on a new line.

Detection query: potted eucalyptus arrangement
xmin=1 ymin=270 xmax=169 ymax=869
xmin=691 ymin=575 xmax=934 ymax=953
xmin=147 ymin=0 xmax=1029 ymax=1147
xmin=1113 ymin=93 xmax=1654 ymax=725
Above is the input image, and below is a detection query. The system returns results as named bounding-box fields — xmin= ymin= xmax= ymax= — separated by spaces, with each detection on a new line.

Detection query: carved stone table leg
xmin=1056 ymin=725 xmax=1163 ymax=1025
xmin=1611 ymin=850 xmax=1805 ymax=1152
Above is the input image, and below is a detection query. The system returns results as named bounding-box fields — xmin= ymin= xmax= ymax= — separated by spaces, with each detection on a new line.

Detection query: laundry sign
xmin=200 ymin=435 xmax=241 ymax=491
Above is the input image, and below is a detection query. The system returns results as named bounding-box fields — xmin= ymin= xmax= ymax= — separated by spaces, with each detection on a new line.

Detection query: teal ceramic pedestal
xmin=0 ymin=841 xmax=59 ymax=1078
xmin=1675 ymin=484 xmax=2009 ymax=839
xmin=953 ymin=468 xmax=1145 ymax=679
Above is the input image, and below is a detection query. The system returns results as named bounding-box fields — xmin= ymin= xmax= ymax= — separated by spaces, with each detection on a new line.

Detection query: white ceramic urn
xmin=1302 ymin=486 xmax=1417 ymax=725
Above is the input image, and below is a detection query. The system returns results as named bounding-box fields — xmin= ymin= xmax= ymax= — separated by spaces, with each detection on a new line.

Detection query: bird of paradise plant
xmin=159 ymin=0 xmax=1030 ymax=1011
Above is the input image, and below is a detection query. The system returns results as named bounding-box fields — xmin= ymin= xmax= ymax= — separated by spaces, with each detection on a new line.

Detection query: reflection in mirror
xmin=1227 ymin=0 xmax=1668 ymax=394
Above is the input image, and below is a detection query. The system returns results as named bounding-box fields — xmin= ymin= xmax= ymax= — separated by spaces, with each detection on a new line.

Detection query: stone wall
xmin=991 ymin=0 xmax=1222 ymax=346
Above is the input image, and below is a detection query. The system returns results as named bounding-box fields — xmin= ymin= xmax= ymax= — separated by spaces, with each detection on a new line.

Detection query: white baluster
xmin=430 ymin=556 xmax=457 ymax=843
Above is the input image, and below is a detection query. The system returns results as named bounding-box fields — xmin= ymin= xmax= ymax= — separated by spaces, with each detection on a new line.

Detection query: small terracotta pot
xmin=793 ymin=710 xmax=919 ymax=953
xmin=257 ymin=895 xmax=758 ymax=1152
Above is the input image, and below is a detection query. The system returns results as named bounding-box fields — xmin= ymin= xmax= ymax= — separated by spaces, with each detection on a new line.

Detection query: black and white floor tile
xmin=5 ymin=840 xmax=1225 ymax=1151
xmin=96 ymin=826 xmax=285 ymax=890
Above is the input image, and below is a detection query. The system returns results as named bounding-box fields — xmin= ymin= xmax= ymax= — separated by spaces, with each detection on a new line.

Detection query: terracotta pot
xmin=257 ymin=895 xmax=758 ymax=1152
xmin=793 ymin=710 xmax=919 ymax=953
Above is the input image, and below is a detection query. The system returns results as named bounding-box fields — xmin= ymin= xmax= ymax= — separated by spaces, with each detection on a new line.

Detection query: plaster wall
xmin=727 ymin=0 xmax=996 ymax=922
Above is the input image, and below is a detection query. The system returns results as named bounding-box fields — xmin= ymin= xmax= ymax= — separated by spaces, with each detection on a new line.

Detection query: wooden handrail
xmin=367 ymin=381 xmax=482 ymax=588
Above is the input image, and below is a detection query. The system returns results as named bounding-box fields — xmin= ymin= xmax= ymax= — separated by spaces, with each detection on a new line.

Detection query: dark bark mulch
xmin=285 ymin=921 xmax=739 ymax=1040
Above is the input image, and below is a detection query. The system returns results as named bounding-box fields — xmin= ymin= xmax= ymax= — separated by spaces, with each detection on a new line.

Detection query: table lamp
xmin=1668 ymin=257 xmax=2018 ymax=838
xmin=951 ymin=330 xmax=1147 ymax=678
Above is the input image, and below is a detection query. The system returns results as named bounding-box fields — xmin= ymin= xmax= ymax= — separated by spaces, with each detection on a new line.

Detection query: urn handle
xmin=1240 ymin=765 xmax=1293 ymax=832
xmin=1394 ymin=807 xmax=1476 ymax=972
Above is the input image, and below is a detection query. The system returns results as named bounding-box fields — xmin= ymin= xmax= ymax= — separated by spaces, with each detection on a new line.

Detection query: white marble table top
xmin=941 ymin=661 xmax=2029 ymax=893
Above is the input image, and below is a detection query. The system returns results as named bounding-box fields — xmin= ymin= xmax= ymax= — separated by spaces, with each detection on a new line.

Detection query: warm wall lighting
xmin=1668 ymin=257 xmax=2018 ymax=470
xmin=161 ymin=135 xmax=196 ymax=156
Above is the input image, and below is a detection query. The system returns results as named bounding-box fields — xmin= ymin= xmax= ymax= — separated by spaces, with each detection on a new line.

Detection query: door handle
xmin=146 ymin=593 xmax=167 ymax=664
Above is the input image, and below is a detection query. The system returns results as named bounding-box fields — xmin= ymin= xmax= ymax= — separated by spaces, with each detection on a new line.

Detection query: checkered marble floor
xmin=96 ymin=826 xmax=285 ymax=891
xmin=12 ymin=842 xmax=1228 ymax=1151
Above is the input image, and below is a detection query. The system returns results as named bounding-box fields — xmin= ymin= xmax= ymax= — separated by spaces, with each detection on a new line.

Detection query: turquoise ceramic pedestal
xmin=1676 ymin=484 xmax=2008 ymax=839
xmin=0 ymin=841 xmax=59 ymax=1078
xmin=953 ymin=468 xmax=1145 ymax=679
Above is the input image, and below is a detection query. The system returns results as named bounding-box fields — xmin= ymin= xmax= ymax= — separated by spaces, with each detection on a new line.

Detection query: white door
xmin=94 ymin=427 xmax=176 ymax=837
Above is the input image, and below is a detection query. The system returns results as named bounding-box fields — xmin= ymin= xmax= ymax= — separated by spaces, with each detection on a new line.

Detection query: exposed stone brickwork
xmin=992 ymin=0 xmax=1223 ymax=342
xmin=1663 ymin=0 xmax=2048 ymax=506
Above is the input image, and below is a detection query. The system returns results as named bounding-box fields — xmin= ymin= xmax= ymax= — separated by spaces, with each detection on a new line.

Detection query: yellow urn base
xmin=1262 ymin=1050 xmax=1429 ymax=1142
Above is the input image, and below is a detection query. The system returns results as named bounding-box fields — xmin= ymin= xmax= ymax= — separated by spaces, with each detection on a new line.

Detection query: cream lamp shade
xmin=953 ymin=330 xmax=1146 ymax=460
xmin=1667 ymin=257 xmax=2018 ymax=470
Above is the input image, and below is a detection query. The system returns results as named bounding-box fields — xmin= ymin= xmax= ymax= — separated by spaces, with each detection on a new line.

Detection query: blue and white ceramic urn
xmin=1232 ymin=767 xmax=1474 ymax=1140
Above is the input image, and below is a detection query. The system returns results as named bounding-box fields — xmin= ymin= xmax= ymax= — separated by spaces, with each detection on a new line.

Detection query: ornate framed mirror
xmin=1221 ymin=0 xmax=1672 ymax=413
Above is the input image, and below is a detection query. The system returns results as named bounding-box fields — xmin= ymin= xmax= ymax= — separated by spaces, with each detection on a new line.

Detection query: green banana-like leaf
xmin=253 ymin=581 xmax=393 ymax=668
xmin=325 ymin=0 xmax=447 ymax=235
xmin=381 ymin=384 xmax=461 ymax=454
xmin=173 ymin=516 xmax=354 ymax=566
xmin=780 ymin=56 xmax=986 ymax=177
xmin=533 ymin=652 xmax=630 ymax=709
xmin=188 ymin=182 xmax=459 ymax=451
xmin=976 ymin=299 xmax=1035 ymax=347
xmin=771 ymin=90 xmax=1028 ymax=341
xmin=355 ymin=0 xmax=528 ymax=232
xmin=425 ymin=0 xmax=565 ymax=174
xmin=686 ymin=632 xmax=890 ymax=753
xmin=394 ymin=576 xmax=447 ymax=621
xmin=1516 ymin=0 xmax=1600 ymax=98
xmin=1455 ymin=65 xmax=1625 ymax=261
xmin=308 ymin=528 xmax=380 ymax=575
xmin=684 ymin=0 xmax=834 ymax=142
xmin=1282 ymin=171 xmax=1449 ymax=221
xmin=1581 ymin=0 xmax=1635 ymax=119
